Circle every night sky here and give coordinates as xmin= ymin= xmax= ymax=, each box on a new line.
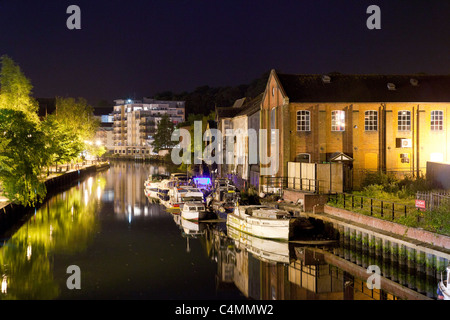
xmin=0 ymin=0 xmax=449 ymax=106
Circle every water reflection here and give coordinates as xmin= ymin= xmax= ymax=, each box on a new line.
xmin=109 ymin=161 xmax=173 ymax=221
xmin=170 ymin=215 xmax=443 ymax=300
xmin=0 ymin=161 xmax=445 ymax=300
xmin=0 ymin=175 xmax=105 ymax=300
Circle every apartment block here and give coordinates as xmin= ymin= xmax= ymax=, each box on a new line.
xmin=112 ymin=98 xmax=185 ymax=157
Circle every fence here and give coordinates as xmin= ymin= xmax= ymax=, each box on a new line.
xmin=416 ymin=191 xmax=450 ymax=211
xmin=328 ymin=193 xmax=420 ymax=222
xmin=260 ymin=176 xmax=321 ymax=195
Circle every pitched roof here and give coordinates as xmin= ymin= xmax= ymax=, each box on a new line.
xmin=231 ymin=97 xmax=246 ymax=108
xmin=215 ymin=106 xmax=244 ymax=119
xmin=275 ymin=72 xmax=450 ymax=103
xmin=236 ymin=93 xmax=263 ymax=116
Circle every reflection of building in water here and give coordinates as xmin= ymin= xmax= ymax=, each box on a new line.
xmin=204 ymin=223 xmax=433 ymax=300
xmin=210 ymin=221 xmax=410 ymax=300
xmin=110 ymin=162 xmax=170 ymax=220
xmin=288 ymin=248 xmax=343 ymax=300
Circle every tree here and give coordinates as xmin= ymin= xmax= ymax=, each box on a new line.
xmin=151 ymin=114 xmax=176 ymax=153
xmin=0 ymin=56 xmax=46 ymax=206
xmin=0 ymin=55 xmax=39 ymax=123
xmin=41 ymin=115 xmax=84 ymax=170
xmin=0 ymin=109 xmax=48 ymax=206
xmin=54 ymin=97 xmax=99 ymax=144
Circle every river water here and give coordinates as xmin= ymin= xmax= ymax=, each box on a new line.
xmin=0 ymin=161 xmax=446 ymax=300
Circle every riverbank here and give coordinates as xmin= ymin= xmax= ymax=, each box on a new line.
xmin=0 ymin=162 xmax=110 ymax=237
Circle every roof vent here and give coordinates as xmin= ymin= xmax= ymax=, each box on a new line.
xmin=410 ymin=78 xmax=419 ymax=86
xmin=322 ymin=75 xmax=331 ymax=83
xmin=387 ymin=83 xmax=396 ymax=91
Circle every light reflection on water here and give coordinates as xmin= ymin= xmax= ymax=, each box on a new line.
xmin=0 ymin=161 xmax=445 ymax=300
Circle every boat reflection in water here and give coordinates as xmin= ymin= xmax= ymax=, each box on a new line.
xmin=171 ymin=217 xmax=444 ymax=300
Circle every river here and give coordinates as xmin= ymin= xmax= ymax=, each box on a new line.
xmin=0 ymin=161 xmax=446 ymax=300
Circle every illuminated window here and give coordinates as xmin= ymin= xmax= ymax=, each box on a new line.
xmin=398 ymin=111 xmax=411 ymax=131
xmin=270 ymin=108 xmax=276 ymax=144
xmin=296 ymin=110 xmax=310 ymax=131
xmin=331 ymin=110 xmax=345 ymax=131
xmin=364 ymin=110 xmax=378 ymax=131
xmin=431 ymin=110 xmax=444 ymax=131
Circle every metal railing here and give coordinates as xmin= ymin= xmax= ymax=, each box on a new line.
xmin=328 ymin=193 xmax=420 ymax=222
xmin=260 ymin=176 xmax=321 ymax=194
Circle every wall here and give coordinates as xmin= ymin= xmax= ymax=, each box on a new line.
xmin=323 ymin=205 xmax=450 ymax=249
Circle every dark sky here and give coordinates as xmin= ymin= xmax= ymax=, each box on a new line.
xmin=0 ymin=0 xmax=449 ymax=106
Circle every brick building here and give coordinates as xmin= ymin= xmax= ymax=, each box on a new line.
xmin=261 ymin=69 xmax=450 ymax=189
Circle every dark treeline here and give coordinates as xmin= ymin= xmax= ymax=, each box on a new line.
xmin=153 ymin=70 xmax=270 ymax=116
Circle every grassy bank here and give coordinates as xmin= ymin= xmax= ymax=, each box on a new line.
xmin=328 ymin=172 xmax=450 ymax=237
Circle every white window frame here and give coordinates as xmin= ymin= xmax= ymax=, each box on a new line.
xmin=431 ymin=110 xmax=444 ymax=131
xmin=296 ymin=110 xmax=311 ymax=132
xmin=398 ymin=110 xmax=411 ymax=131
xmin=364 ymin=110 xmax=378 ymax=131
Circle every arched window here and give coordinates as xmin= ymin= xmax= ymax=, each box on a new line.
xmin=270 ymin=107 xmax=276 ymax=145
xmin=295 ymin=153 xmax=310 ymax=163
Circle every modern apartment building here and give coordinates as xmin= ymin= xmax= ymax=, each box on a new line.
xmin=112 ymin=98 xmax=185 ymax=156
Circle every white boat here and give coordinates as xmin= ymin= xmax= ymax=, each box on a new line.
xmin=144 ymin=174 xmax=169 ymax=199
xmin=227 ymin=205 xmax=297 ymax=241
xmin=157 ymin=179 xmax=175 ymax=207
xmin=170 ymin=186 xmax=204 ymax=211
xmin=181 ymin=202 xmax=207 ymax=221
xmin=438 ymin=266 xmax=450 ymax=300
xmin=145 ymin=182 xmax=160 ymax=199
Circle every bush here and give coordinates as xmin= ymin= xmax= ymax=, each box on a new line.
xmin=240 ymin=187 xmax=260 ymax=205
xmin=361 ymin=171 xmax=399 ymax=193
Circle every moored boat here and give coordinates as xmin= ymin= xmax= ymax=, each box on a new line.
xmin=170 ymin=186 xmax=204 ymax=212
xmin=226 ymin=205 xmax=298 ymax=241
xmin=207 ymin=180 xmax=240 ymax=217
xmin=181 ymin=202 xmax=207 ymax=221
xmin=144 ymin=174 xmax=170 ymax=199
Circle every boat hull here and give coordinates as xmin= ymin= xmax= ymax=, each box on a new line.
xmin=181 ymin=209 xmax=207 ymax=221
xmin=226 ymin=212 xmax=293 ymax=241
xmin=227 ymin=227 xmax=290 ymax=263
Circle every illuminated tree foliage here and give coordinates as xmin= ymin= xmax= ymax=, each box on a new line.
xmin=0 ymin=55 xmax=39 ymax=123
xmin=0 ymin=109 xmax=48 ymax=206
xmin=0 ymin=56 xmax=100 ymax=207
xmin=54 ymin=97 xmax=99 ymax=144
xmin=41 ymin=115 xmax=84 ymax=169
